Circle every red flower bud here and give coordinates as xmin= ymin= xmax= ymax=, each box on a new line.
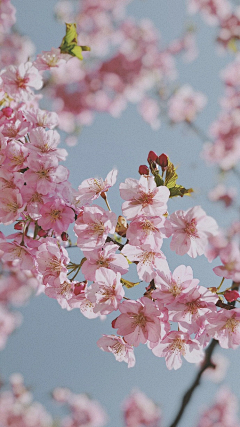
xmin=138 ymin=165 xmax=149 ymax=175
xmin=147 ymin=151 xmax=158 ymax=164
xmin=14 ymin=222 xmax=24 ymax=230
xmin=38 ymin=229 xmax=48 ymax=237
xmin=224 ymin=290 xmax=240 ymax=302
xmin=157 ymin=153 xmax=168 ymax=170
xmin=61 ymin=232 xmax=69 ymax=241
xmin=73 ymin=281 xmax=87 ymax=295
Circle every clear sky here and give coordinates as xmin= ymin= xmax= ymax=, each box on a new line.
xmin=2 ymin=1 xmax=239 ymax=426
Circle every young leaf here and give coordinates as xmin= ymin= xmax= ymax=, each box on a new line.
xmin=60 ymin=23 xmax=90 ymax=60
xmin=153 ymin=171 xmax=164 ymax=187
xmin=169 ymin=185 xmax=194 ymax=198
xmin=120 ymin=278 xmax=141 ymax=289
xmin=164 ymin=160 xmax=178 ymax=189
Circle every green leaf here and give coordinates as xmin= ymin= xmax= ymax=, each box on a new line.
xmin=70 ymin=45 xmax=83 ymax=60
xmin=120 ymin=278 xmax=141 ymax=289
xmin=153 ymin=171 xmax=164 ymax=187
xmin=60 ymin=23 xmax=90 ymax=60
xmin=169 ymin=185 xmax=194 ymax=198
xmin=164 ymin=160 xmax=178 ymax=189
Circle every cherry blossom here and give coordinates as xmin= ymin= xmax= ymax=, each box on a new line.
xmin=87 ymin=268 xmax=124 ymax=315
xmin=74 ymin=205 xmax=117 ymax=251
xmin=76 ymin=169 xmax=118 ymax=206
xmin=167 ymin=205 xmax=218 ymax=258
xmin=112 ymin=297 xmax=163 ymax=347
xmin=152 ymin=265 xmax=199 ymax=304
xmin=207 ymin=308 xmax=240 ymax=349
xmin=119 ymin=175 xmax=169 ymax=220
xmin=38 ymin=198 xmax=75 ymax=234
xmin=97 ymin=335 xmax=136 ymax=367
xmin=152 ymin=331 xmax=204 ymax=370
xmin=81 ymin=242 xmax=129 ymax=281
xmin=121 ymin=243 xmax=169 ymax=282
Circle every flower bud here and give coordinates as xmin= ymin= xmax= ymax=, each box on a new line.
xmin=224 ymin=290 xmax=240 ymax=302
xmin=61 ymin=232 xmax=69 ymax=241
xmin=138 ymin=165 xmax=149 ymax=176
xmin=73 ymin=281 xmax=87 ymax=296
xmin=38 ymin=229 xmax=48 ymax=237
xmin=157 ymin=153 xmax=168 ymax=171
xmin=14 ymin=222 xmax=24 ymax=230
xmin=147 ymin=150 xmax=158 ymax=164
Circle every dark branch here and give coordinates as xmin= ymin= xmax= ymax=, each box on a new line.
xmin=169 ymin=339 xmax=218 ymax=427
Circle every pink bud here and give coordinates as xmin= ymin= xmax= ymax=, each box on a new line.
xmin=61 ymin=232 xmax=69 ymax=241
xmin=38 ymin=229 xmax=48 ymax=237
xmin=157 ymin=153 xmax=168 ymax=170
xmin=147 ymin=151 xmax=158 ymax=164
xmin=2 ymin=107 xmax=13 ymax=118
xmin=73 ymin=281 xmax=87 ymax=296
xmin=224 ymin=290 xmax=240 ymax=302
xmin=14 ymin=222 xmax=24 ymax=230
xmin=138 ymin=165 xmax=149 ymax=175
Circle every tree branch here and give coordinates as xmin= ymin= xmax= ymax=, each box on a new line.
xmin=168 ymin=339 xmax=218 ymax=427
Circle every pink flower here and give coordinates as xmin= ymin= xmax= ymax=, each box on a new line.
xmin=121 ymin=243 xmax=169 ymax=282
xmin=122 ymin=389 xmax=161 ymax=427
xmin=213 ymin=242 xmax=240 ymax=281
xmin=38 ymin=198 xmax=75 ymax=234
xmin=168 ymin=85 xmax=207 ymax=123
xmin=23 ymin=108 xmax=59 ymax=129
xmin=4 ymin=139 xmax=29 ymax=171
xmin=167 ymin=205 xmax=218 ymax=258
xmin=87 ymin=268 xmax=124 ymax=314
xmin=0 ymin=241 xmax=34 ymax=270
xmin=36 ymin=238 xmax=69 ymax=286
xmin=196 ymin=387 xmax=239 ymax=427
xmin=112 ymin=297 xmax=162 ymax=347
xmin=0 ymin=188 xmax=25 ymax=224
xmin=119 ymin=176 xmax=169 ymax=220
xmin=81 ymin=243 xmax=129 ymax=281
xmin=208 ymin=184 xmax=236 ymax=208
xmin=152 ymin=331 xmax=204 ymax=370
xmin=1 ymin=62 xmax=43 ymax=96
xmin=34 ymin=48 xmax=71 ymax=71
xmin=97 ymin=335 xmax=135 ymax=367
xmin=24 ymin=157 xmax=69 ymax=195
xmin=126 ymin=215 xmax=167 ymax=249
xmin=0 ymin=0 xmax=16 ymax=33
xmin=76 ymin=169 xmax=117 ymax=206
xmin=28 ymin=128 xmax=67 ymax=161
xmin=153 ymin=265 xmax=199 ymax=304
xmin=74 ymin=205 xmax=117 ymax=251
xmin=207 ymin=309 xmax=240 ymax=349
xmin=168 ymin=286 xmax=218 ymax=325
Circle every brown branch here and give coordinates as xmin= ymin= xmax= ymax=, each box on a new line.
xmin=169 ymin=339 xmax=218 ymax=427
